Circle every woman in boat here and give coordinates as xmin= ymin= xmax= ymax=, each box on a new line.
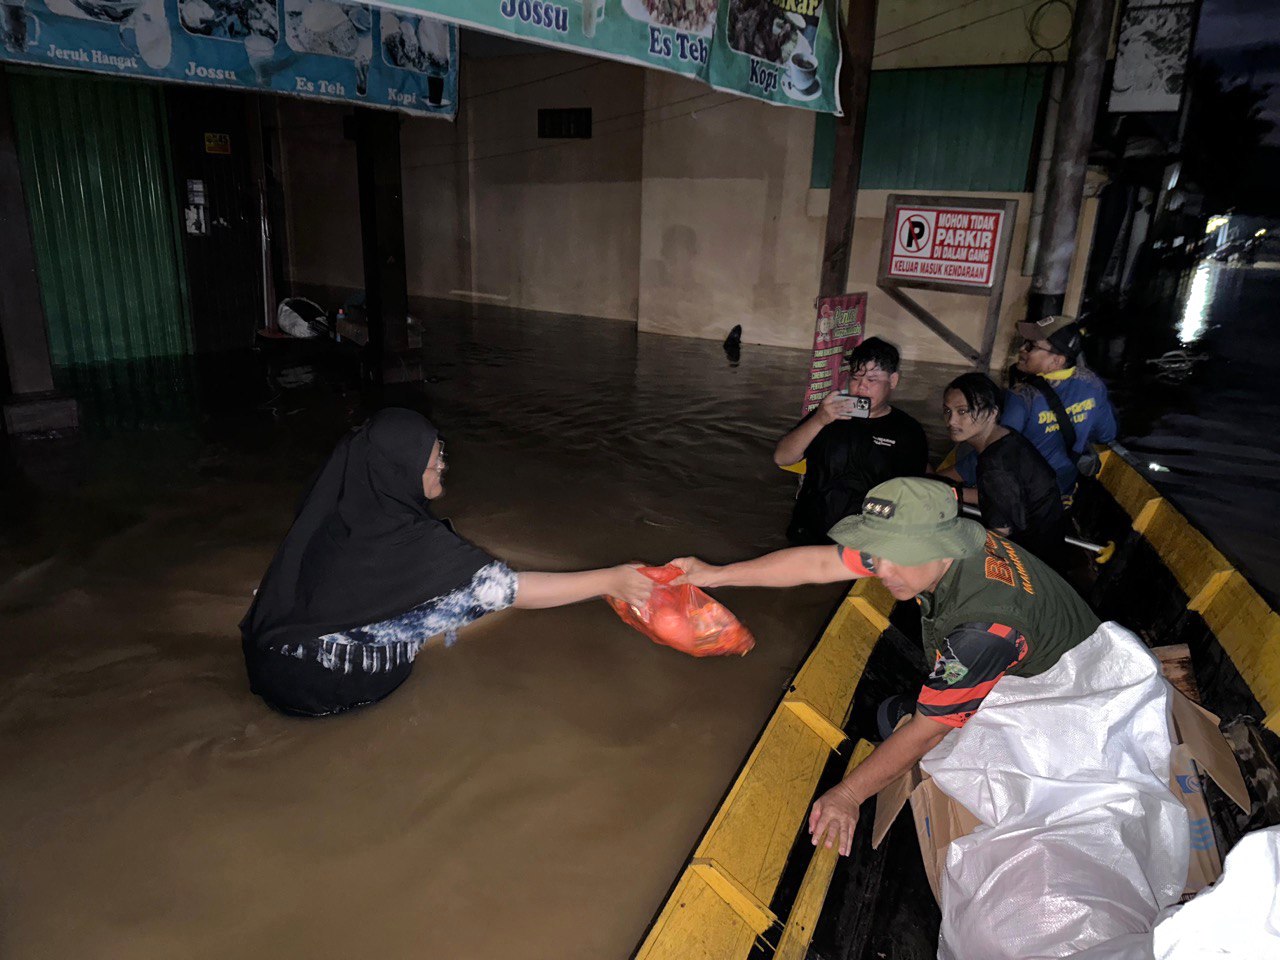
xmin=240 ymin=408 xmax=653 ymax=717
xmin=937 ymin=372 xmax=1069 ymax=572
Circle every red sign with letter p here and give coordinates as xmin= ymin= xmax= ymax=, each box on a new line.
xmin=887 ymin=205 xmax=1004 ymax=288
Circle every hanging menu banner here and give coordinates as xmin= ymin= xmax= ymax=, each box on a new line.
xmin=387 ymin=0 xmax=843 ymax=114
xmin=0 ymin=0 xmax=458 ymax=118
xmin=802 ymin=292 xmax=865 ymax=414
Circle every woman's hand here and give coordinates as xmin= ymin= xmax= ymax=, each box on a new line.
xmin=808 ymin=780 xmax=862 ymax=857
xmin=669 ymin=557 xmax=720 ymax=588
xmin=609 ymin=564 xmax=655 ymax=608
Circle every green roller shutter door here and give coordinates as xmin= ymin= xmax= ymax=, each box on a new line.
xmin=812 ymin=64 xmax=1048 ymax=192
xmin=7 ymin=69 xmax=191 ymax=365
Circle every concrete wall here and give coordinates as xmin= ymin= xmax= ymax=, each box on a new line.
xmin=400 ymin=91 xmax=470 ymax=303
xmin=638 ymin=178 xmax=1095 ymax=368
xmin=638 ymin=72 xmax=825 ymax=347
xmin=453 ymin=53 xmax=643 ymax=321
xmin=276 ymin=98 xmax=361 ymax=292
xmin=279 ymin=51 xmax=644 ymax=322
xmin=873 ymin=0 xmax=1075 ymax=70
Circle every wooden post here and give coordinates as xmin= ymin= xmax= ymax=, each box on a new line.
xmin=354 ymin=107 xmax=409 ymax=389
xmin=818 ymin=0 xmax=878 ymax=299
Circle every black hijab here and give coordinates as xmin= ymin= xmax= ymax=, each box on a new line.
xmin=241 ymin=409 xmax=495 ymax=649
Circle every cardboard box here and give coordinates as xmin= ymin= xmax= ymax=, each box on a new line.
xmin=1167 ymin=689 xmax=1252 ymax=893
xmin=871 ymin=687 xmax=1252 ymax=903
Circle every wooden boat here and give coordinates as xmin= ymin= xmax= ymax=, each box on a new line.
xmin=631 ymin=446 xmax=1280 ymax=960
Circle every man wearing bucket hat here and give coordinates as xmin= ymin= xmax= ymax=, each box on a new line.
xmin=947 ymin=316 xmax=1117 ymax=503
xmin=671 ymin=476 xmax=1099 ymax=857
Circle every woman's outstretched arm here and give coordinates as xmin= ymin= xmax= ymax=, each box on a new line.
xmin=513 ymin=565 xmax=653 ymax=610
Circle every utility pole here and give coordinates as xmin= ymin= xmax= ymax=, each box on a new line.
xmin=1029 ymin=0 xmax=1116 ymax=320
xmin=818 ymin=0 xmax=878 ymax=298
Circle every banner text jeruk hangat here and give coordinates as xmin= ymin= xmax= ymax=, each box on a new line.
xmin=1 ymin=0 xmax=458 ymax=118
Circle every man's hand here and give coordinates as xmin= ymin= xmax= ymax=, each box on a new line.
xmin=805 ymin=714 xmax=951 ymax=857
xmin=608 ymin=565 xmax=655 ymax=608
xmin=808 ymin=780 xmax=862 ymax=856
xmin=816 ymin=390 xmax=856 ymax=426
xmin=668 ymin=557 xmax=719 ymax=588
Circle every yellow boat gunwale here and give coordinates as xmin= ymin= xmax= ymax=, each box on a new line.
xmin=631 ymin=445 xmax=1280 ymax=960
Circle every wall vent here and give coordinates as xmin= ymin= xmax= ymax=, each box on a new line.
xmin=538 ymin=108 xmax=592 ymax=139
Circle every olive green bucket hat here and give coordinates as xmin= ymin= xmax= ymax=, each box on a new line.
xmin=828 ymin=477 xmax=986 ymax=566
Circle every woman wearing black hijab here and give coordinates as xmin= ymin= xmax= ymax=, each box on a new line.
xmin=241 ymin=408 xmax=653 ymax=716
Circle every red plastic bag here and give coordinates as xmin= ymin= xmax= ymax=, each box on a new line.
xmin=606 ymin=565 xmax=756 ymax=658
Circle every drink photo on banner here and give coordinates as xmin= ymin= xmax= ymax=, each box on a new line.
xmin=412 ymin=0 xmax=844 ymax=114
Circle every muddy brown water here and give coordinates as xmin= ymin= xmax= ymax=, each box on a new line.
xmin=0 ymin=317 xmax=956 ymax=959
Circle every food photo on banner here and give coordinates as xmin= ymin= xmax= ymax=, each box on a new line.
xmin=391 ymin=0 xmax=843 ymax=113
xmin=0 ymin=0 xmax=458 ymax=117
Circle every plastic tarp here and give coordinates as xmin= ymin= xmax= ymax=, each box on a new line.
xmin=1154 ymin=825 xmax=1280 ymax=959
xmin=1071 ymin=825 xmax=1280 ymax=960
xmin=922 ymin=621 xmax=1190 ymax=960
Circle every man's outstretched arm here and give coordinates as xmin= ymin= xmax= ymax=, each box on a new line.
xmin=671 ymin=546 xmax=864 ymax=589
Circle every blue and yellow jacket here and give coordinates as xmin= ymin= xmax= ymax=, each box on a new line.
xmin=958 ymin=366 xmax=1117 ymax=494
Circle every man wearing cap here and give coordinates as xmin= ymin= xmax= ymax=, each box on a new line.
xmin=671 ymin=476 xmax=1099 ymax=857
xmin=948 ymin=316 xmax=1117 ymax=501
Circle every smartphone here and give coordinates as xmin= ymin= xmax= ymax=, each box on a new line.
xmin=840 ymin=394 xmax=871 ymax=418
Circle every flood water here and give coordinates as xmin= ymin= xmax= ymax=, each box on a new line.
xmin=1101 ymin=260 xmax=1280 ymax=607
xmin=0 ymin=317 xmax=956 ymax=960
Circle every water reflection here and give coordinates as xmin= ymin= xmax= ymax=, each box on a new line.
xmin=1177 ymin=260 xmax=1215 ymax=345
xmin=1118 ymin=259 xmax=1280 ymax=607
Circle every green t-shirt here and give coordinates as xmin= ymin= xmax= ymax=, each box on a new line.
xmin=919 ymin=532 xmax=1100 ymax=678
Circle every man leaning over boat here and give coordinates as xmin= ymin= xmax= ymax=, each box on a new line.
xmin=670 ymin=476 xmax=1100 ymax=856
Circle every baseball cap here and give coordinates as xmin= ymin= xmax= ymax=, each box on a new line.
xmin=827 ymin=477 xmax=986 ymax=567
xmin=1017 ymin=314 xmax=1082 ymax=359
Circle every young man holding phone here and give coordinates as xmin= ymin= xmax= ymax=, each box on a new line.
xmin=776 ymin=337 xmax=929 ymax=545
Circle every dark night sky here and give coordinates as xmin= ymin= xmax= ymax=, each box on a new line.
xmin=1194 ymin=0 xmax=1280 ymax=142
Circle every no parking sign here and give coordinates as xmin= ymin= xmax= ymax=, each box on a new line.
xmin=875 ymin=194 xmax=1019 ymax=365
xmin=886 ymin=204 xmax=1005 ymax=288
